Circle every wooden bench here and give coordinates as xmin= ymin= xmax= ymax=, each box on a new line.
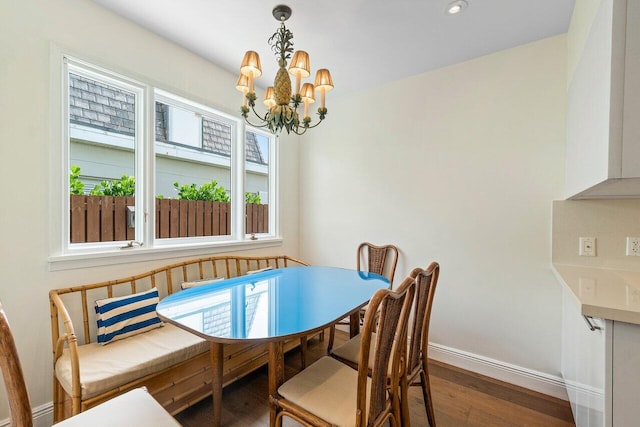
xmin=49 ymin=255 xmax=308 ymax=422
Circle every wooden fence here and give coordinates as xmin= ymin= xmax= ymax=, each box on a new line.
xmin=70 ymin=195 xmax=268 ymax=243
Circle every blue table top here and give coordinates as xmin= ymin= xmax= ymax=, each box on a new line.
xmin=156 ymin=266 xmax=389 ymax=343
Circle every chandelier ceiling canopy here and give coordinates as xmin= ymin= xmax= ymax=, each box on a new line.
xmin=237 ymin=5 xmax=333 ymax=136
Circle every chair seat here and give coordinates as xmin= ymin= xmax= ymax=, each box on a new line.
xmin=55 ymin=324 xmax=208 ymax=399
xmin=52 ymin=388 xmax=181 ymax=426
xmin=331 ymin=333 xmax=375 ymax=370
xmin=332 ymin=332 xmax=405 ymax=377
xmin=278 ymin=356 xmax=371 ymax=427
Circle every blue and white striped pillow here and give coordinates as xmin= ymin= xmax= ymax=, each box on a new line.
xmin=95 ymin=288 xmax=163 ymax=344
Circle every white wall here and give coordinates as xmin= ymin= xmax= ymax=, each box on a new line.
xmin=300 ymin=36 xmax=567 ymax=380
xmin=0 ymin=0 xmax=299 ymax=420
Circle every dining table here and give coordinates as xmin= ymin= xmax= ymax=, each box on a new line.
xmin=156 ymin=265 xmax=390 ymax=426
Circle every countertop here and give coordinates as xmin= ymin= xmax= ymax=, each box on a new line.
xmin=553 ymin=264 xmax=640 ymax=324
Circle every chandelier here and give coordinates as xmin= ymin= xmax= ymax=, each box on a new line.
xmin=236 ymin=5 xmax=334 ymax=135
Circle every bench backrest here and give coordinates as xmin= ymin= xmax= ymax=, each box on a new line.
xmin=49 ymin=255 xmax=308 ymax=348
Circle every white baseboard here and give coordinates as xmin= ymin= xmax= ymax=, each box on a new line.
xmin=564 ymin=379 xmax=604 ymax=411
xmin=0 ymin=401 xmax=53 ymax=427
xmin=428 ymin=342 xmax=569 ymax=401
xmin=33 ymin=402 xmax=53 ymax=427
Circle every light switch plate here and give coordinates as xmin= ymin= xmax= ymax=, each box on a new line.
xmin=579 ymin=237 xmax=596 ymax=257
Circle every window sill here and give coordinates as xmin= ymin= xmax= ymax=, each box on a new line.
xmin=48 ymin=237 xmax=283 ymax=271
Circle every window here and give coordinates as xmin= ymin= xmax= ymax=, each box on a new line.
xmin=245 ymin=130 xmax=271 ymax=237
xmin=56 ymin=56 xmax=278 ymax=263
xmin=154 ymin=92 xmax=234 ymax=240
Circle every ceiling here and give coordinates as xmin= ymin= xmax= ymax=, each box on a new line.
xmin=91 ymin=0 xmax=576 ymax=97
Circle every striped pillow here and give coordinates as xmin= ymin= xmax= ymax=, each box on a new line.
xmin=95 ymin=288 xmax=163 ymax=345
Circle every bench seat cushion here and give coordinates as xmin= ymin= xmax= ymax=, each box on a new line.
xmin=55 ymin=324 xmax=208 ymax=400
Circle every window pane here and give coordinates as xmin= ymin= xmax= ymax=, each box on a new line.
xmin=245 ymin=130 xmax=270 ymax=236
xmin=155 ymin=100 xmax=232 ymax=239
xmin=68 ymin=72 xmax=137 ymax=244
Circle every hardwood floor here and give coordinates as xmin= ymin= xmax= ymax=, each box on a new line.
xmin=175 ymin=331 xmax=575 ymax=426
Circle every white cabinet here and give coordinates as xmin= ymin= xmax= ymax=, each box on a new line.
xmin=565 ymin=0 xmax=640 ymax=199
xmin=562 ymin=285 xmax=640 ymax=426
xmin=561 ymin=285 xmax=610 ymax=427
xmin=611 ymin=321 xmax=640 ymax=426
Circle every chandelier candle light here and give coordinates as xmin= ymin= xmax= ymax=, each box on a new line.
xmin=237 ymin=5 xmax=334 ymax=135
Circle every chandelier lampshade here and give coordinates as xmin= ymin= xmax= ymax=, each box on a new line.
xmin=263 ymin=86 xmax=276 ymax=108
xmin=240 ymin=51 xmax=262 ymax=78
xmin=240 ymin=51 xmax=262 ymax=94
xmin=300 ymin=82 xmax=315 ymax=119
xmin=238 ymin=5 xmax=333 ymax=135
xmin=236 ymin=74 xmax=250 ymax=107
xmin=314 ymin=68 xmax=333 ymax=110
xmin=288 ymin=50 xmax=310 ymax=94
xmin=300 ymin=83 xmax=315 ymax=103
xmin=236 ymin=74 xmax=249 ymax=92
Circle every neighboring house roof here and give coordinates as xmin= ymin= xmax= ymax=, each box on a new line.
xmin=69 ymin=73 xmax=266 ymax=165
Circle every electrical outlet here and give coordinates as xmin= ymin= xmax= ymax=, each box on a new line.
xmin=579 ymin=237 xmax=596 ymax=257
xmin=626 ymin=237 xmax=640 ymax=256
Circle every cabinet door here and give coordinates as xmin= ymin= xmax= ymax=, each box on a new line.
xmin=621 ymin=0 xmax=640 ymax=176
xmin=565 ymin=0 xmax=640 ymax=198
xmin=611 ymin=321 xmax=640 ymax=426
xmin=562 ymin=285 xmax=609 ymax=427
xmin=565 ymin=0 xmax=614 ymax=198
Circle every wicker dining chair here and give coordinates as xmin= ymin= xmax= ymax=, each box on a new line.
xmin=327 ymin=242 xmax=400 ymax=353
xmin=357 ymin=242 xmax=400 ymax=284
xmin=330 ymin=262 xmax=440 ymax=427
xmin=270 ymin=277 xmax=416 ymax=427
xmin=0 ymin=301 xmax=181 ymax=427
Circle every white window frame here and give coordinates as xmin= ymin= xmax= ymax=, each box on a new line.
xmin=49 ymin=54 xmax=281 ymax=271
xmin=153 ymin=89 xmax=242 ymax=245
xmin=244 ymin=127 xmax=278 ymax=239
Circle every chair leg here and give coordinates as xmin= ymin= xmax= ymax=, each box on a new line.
xmin=400 ymin=372 xmax=411 ymax=427
xmin=274 ymin=410 xmax=284 ymax=427
xmin=53 ymin=378 xmax=61 ymax=422
xmin=420 ymin=359 xmax=436 ymax=427
xmin=327 ymin=325 xmax=336 ymax=353
xmin=72 ymin=396 xmax=81 ymax=417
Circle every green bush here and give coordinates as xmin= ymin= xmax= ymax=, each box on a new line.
xmin=173 ymin=180 xmax=230 ymax=202
xmin=69 ymin=165 xmax=85 ymax=195
xmin=245 ymin=192 xmax=261 ymax=205
xmin=71 ymin=166 xmax=261 ymax=204
xmin=91 ymin=174 xmax=135 ymax=197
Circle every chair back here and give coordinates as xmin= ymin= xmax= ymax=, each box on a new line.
xmin=407 ymin=262 xmax=440 ymax=379
xmin=0 ymin=302 xmax=33 ymax=427
xmin=358 ymin=277 xmax=415 ymax=426
xmin=357 ymin=242 xmax=399 ymax=284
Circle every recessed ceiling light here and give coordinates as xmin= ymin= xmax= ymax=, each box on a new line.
xmin=446 ymin=0 xmax=468 ymax=15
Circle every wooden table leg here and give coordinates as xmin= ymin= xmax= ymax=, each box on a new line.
xmin=269 ymin=341 xmax=284 ymax=427
xmin=299 ymin=335 xmax=307 ymax=369
xmin=210 ymin=342 xmax=223 ymax=427
xmin=349 ymin=312 xmax=360 ymax=338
